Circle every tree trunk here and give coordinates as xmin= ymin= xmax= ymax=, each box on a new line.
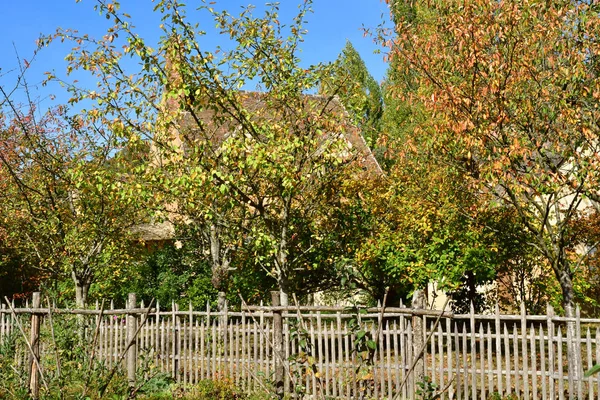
xmin=557 ymin=267 xmax=575 ymax=314
xmin=554 ymin=260 xmax=581 ymax=386
xmin=72 ymin=271 xmax=90 ymax=308
xmin=277 ymin=273 xmax=290 ymax=306
xmin=209 ymin=224 xmax=230 ymax=291
xmin=72 ymin=271 xmax=91 ymax=339
xmin=276 ymin=209 xmax=290 ymax=306
xmin=465 ymin=270 xmax=477 ymax=311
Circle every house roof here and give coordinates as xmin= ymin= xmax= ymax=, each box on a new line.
xmin=131 ymin=220 xmax=175 ymax=242
xmin=170 ymin=91 xmax=382 ymax=175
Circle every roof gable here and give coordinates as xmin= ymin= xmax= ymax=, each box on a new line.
xmin=162 ymin=91 xmax=382 ymax=175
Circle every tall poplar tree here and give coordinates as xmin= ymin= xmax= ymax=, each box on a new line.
xmin=322 ymin=41 xmax=383 ymax=151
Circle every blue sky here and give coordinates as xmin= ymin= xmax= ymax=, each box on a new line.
xmin=1 ymin=0 xmax=391 ymax=108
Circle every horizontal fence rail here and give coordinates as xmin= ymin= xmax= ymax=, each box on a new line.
xmin=2 ymin=292 xmax=600 ymax=399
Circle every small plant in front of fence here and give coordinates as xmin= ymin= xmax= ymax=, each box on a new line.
xmin=0 ymin=304 xmax=135 ymax=399
xmin=346 ymin=306 xmax=377 ymax=375
xmin=287 ymin=318 xmax=318 ymax=398
xmin=133 ymin=348 xmax=174 ymax=398
xmin=160 ymin=377 xmax=276 ymax=400
xmin=345 ymin=305 xmax=379 ymax=397
xmin=415 ymin=376 xmax=440 ymax=400
xmin=188 ymin=377 xmax=246 ymax=399
xmin=0 ymin=332 xmax=29 ymax=399
xmin=486 ymin=393 xmax=519 ymax=400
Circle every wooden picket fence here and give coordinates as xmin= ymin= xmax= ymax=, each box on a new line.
xmin=2 ymin=291 xmax=600 ymax=399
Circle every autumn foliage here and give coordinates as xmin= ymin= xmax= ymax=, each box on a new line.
xmin=387 ymin=0 xmax=600 ymax=313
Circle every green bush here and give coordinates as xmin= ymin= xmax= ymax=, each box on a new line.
xmin=0 ymin=333 xmax=29 ymax=399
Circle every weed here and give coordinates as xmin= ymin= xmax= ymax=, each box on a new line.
xmin=416 ymin=376 xmax=440 ymax=400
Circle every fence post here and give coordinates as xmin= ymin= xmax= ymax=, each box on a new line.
xmin=127 ymin=293 xmax=137 ymax=395
xmin=271 ymin=291 xmax=284 ymax=398
xmin=411 ymin=289 xmax=426 ymax=392
xmin=29 ymin=291 xmax=41 ymax=399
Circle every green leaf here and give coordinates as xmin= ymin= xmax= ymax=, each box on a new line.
xmin=585 ymin=364 xmax=600 ymax=378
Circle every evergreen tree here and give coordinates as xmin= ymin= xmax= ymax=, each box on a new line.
xmin=322 ymin=41 xmax=383 ymax=152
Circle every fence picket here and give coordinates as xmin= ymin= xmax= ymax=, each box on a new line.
xmin=462 ymin=321 xmax=469 ymax=400
xmin=453 ymin=321 xmax=461 ymax=400
xmin=576 ymin=306 xmax=583 ymax=400
xmin=259 ymin=305 xmax=265 ymax=383
xmin=378 ymin=317 xmax=385 ymax=398
xmin=494 ymin=304 xmax=503 ymax=396
xmin=503 ymin=323 xmax=511 ymax=396
xmin=431 ymin=319 xmax=437 ymax=391
xmin=234 ymin=320 xmax=239 ymax=386
xmin=586 ymin=327 xmax=593 ymax=400
xmin=438 ymin=322 xmax=444 ymax=393
xmin=211 ymin=314 xmax=217 ymax=379
xmin=337 ymin=312 xmax=344 ymax=398
xmin=513 ymin=320 xmax=520 ymax=398
xmin=470 ymin=303 xmax=477 ymax=400
xmin=446 ymin=317 xmax=453 ymax=400
xmin=112 ymin=301 xmax=118 ymax=366
xmin=310 ymin=319 xmax=318 ymax=398
xmin=170 ymin=302 xmax=175 ymax=380
xmin=182 ymin=310 xmax=188 ymax=385
xmin=400 ymin=311 xmax=407 ymax=399
xmin=386 ymin=321 xmax=392 ymax=400
xmin=540 ymin=324 xmax=547 ymax=400
xmin=102 ymin=308 xmax=108 ymax=365
xmin=596 ymin=327 xmax=600 ymax=397
xmin=521 ymin=303 xmax=529 ymax=400
xmin=558 ymin=326 xmax=565 ymax=400
xmin=228 ymin=319 xmax=234 ymax=380
xmin=188 ymin=302 xmax=193 ymax=385
xmin=548 ymin=305 xmax=556 ymax=400
xmin=264 ymin=317 xmax=270 ymax=380
xmin=1 ymin=304 xmax=5 ymax=341
xmin=194 ymin=316 xmax=199 ymax=385
xmin=344 ymin=320 xmax=351 ymax=398
xmin=330 ymin=320 xmax=338 ymax=398
xmin=140 ymin=300 xmax=146 ymax=357
xmin=324 ymin=319 xmax=330 ymax=397
xmin=479 ymin=323 xmax=485 ymax=400
xmin=316 ymin=310 xmax=324 ymax=397
xmin=245 ymin=312 xmax=251 ymax=391
xmin=407 ymin=320 xmax=414 ymax=400
xmin=486 ymin=323 xmax=493 ymax=396
xmin=530 ymin=326 xmax=537 ymax=400
xmin=240 ymin=312 xmax=246 ymax=389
